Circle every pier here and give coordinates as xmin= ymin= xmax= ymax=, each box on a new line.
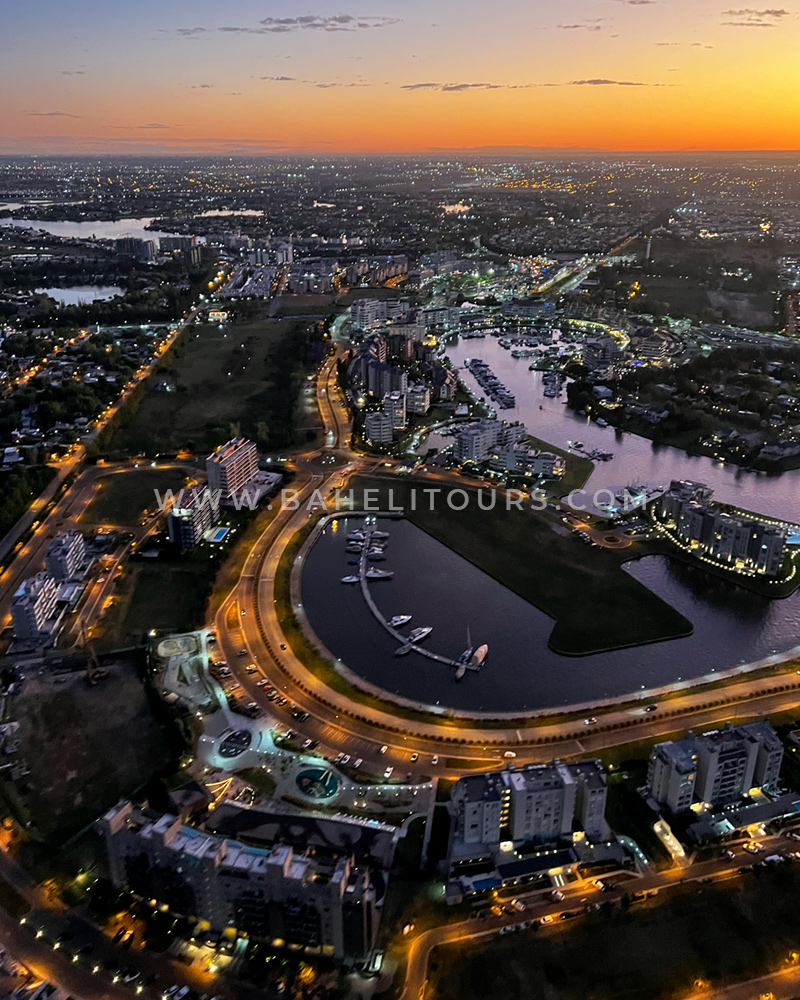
xmin=355 ymin=521 xmax=481 ymax=674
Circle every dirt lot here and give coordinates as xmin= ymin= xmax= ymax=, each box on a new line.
xmin=1 ymin=658 xmax=171 ymax=841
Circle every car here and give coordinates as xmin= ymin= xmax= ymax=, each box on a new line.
xmin=380 ymin=744 xmax=388 ymax=754
xmin=410 ymin=753 xmax=419 ymax=762
xmin=353 ymin=758 xmax=362 ymax=768
xmin=257 ymin=679 xmax=269 ymax=687
xmin=490 ymin=905 xmax=504 ymax=917
xmin=583 ymin=717 xmax=598 ymax=726
xmin=341 ymin=754 xmax=351 ymax=765
xmin=550 ymin=889 xmax=565 ymax=902
xmin=302 ymin=738 xmax=314 ymax=750
xmin=384 ymin=766 xmax=394 ymax=779
xmin=279 ymin=643 xmax=287 ymax=650
xmin=510 ymin=899 xmax=526 ymax=912
xmin=237 ymin=650 xmax=248 ymax=657
xmin=559 ymin=911 xmax=577 ymax=921
xmin=431 ymin=754 xmax=439 ymax=765
xmin=246 ymin=665 xmax=257 ymax=674
xmin=539 ymin=915 xmax=554 ymax=925
xmin=738 ymin=865 xmax=753 ymax=874
xmin=503 ymin=751 xmax=517 ymax=758
xmin=743 ymin=841 xmax=763 ymax=854
xmin=499 ymin=925 xmax=514 ymax=935
xmin=335 ymin=753 xmax=344 ymax=764
xmin=241 ymin=610 xmax=246 ymax=616
xmin=644 ymin=704 xmax=657 ymax=712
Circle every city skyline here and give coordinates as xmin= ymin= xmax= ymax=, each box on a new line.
xmin=2 ymin=0 xmax=799 ymax=154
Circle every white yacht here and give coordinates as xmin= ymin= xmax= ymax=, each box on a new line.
xmin=408 ymin=626 xmax=432 ymax=642
xmin=366 ymin=568 xmax=394 ymax=580
xmin=340 ymin=575 xmax=359 ymax=584
xmin=389 ymin=615 xmax=412 ymax=627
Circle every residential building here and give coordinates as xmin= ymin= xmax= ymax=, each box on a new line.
xmin=45 ymin=530 xmax=86 ymax=581
xmin=454 ymin=419 xmax=526 ymax=464
xmin=450 ymin=759 xmax=609 ymax=850
xmin=657 ymin=480 xmax=788 ymax=577
xmin=364 ymin=412 xmax=393 ymax=445
xmin=167 ymin=487 xmax=220 ymax=550
xmin=11 ymin=572 xmax=59 ymax=641
xmin=206 ymin=437 xmax=259 ymax=500
xmin=382 ymin=391 xmax=406 ymax=430
xmin=406 ymin=384 xmax=431 ymax=416
xmin=98 ymin=801 xmax=391 ymax=962
xmin=646 ymin=721 xmax=783 ymax=813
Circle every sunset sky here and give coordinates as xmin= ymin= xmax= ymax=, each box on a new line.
xmin=2 ymin=0 xmax=798 ymax=154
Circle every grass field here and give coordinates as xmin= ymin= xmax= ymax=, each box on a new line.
xmin=80 ymin=467 xmax=193 ymax=527
xmin=426 ymin=867 xmax=800 ymax=1000
xmin=6 ymin=660 xmax=170 ymax=841
xmin=109 ymin=314 xmax=292 ymax=457
xmin=96 ymin=548 xmax=216 ymax=649
xmin=347 ymin=476 xmax=691 ymax=656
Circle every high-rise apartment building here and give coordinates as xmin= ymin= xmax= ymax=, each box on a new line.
xmin=206 ymin=438 xmax=259 ymax=500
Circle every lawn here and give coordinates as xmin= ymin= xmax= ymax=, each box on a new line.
xmin=5 ymin=659 xmax=170 ymax=842
xmin=426 ymin=867 xmax=800 ymax=1000
xmin=346 ymin=476 xmax=691 ymax=656
xmin=80 ymin=466 xmax=194 ymax=527
xmin=109 ymin=313 xmax=294 ymax=457
xmin=96 ymin=548 xmax=217 ymax=649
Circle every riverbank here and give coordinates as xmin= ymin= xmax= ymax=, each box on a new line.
xmin=345 ymin=474 xmax=692 ymax=656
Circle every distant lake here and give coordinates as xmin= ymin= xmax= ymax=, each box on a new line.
xmin=199 ymin=209 xmax=263 ymax=217
xmin=36 ymin=285 xmax=124 ymax=306
xmin=0 ymin=216 xmax=182 ymax=242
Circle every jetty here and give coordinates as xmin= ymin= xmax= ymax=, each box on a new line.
xmin=355 ymin=521 xmax=482 ymax=674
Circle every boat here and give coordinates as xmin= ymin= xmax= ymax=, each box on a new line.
xmin=458 ymin=647 xmax=473 ymax=663
xmin=366 ymin=568 xmax=394 ymax=580
xmin=469 ymin=644 xmax=489 ymax=667
xmin=347 ymin=559 xmax=359 ymax=565
xmin=596 ymin=418 xmax=608 ymax=427
xmin=395 ymin=644 xmax=412 ymax=656
xmin=408 ymin=626 xmax=432 ymax=642
xmin=367 ymin=550 xmax=386 ymax=561
xmin=340 ymin=575 xmax=359 ymax=584
xmin=372 ymin=530 xmax=390 ymax=539
xmin=347 ymin=532 xmax=365 ymax=541
xmin=455 ymin=664 xmax=467 ymax=681
xmin=389 ymin=614 xmax=412 ymax=627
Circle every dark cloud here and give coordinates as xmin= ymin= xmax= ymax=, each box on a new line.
xmin=721 ymin=7 xmax=790 ymax=24
xmin=402 ymin=79 xmax=659 ymax=91
xmin=28 ymin=110 xmax=82 ymax=118
xmin=570 ymin=78 xmax=648 ymax=85
xmin=558 ymin=22 xmax=604 ymax=29
xmin=260 ymin=75 xmax=296 ymax=81
xmin=175 ymin=27 xmax=207 ymax=36
xmin=208 ymin=15 xmax=399 ymax=35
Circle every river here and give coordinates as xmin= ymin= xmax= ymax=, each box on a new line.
xmin=445 ymin=336 xmax=800 ymax=523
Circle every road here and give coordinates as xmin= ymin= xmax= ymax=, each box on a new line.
xmin=397 ymin=833 xmax=800 ymax=1000
xmin=205 ymin=345 xmax=800 ymax=786
xmin=0 ymin=460 xmax=196 ymax=640
xmin=0 ymin=303 xmax=204 ymax=574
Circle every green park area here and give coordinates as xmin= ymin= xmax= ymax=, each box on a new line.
xmin=1 ymin=660 xmax=170 ymax=842
xmin=108 ymin=306 xmax=319 ymax=457
xmin=79 ymin=466 xmax=194 ymax=527
xmin=426 ymin=867 xmax=800 ymax=1000
xmin=346 ymin=476 xmax=691 ymax=655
